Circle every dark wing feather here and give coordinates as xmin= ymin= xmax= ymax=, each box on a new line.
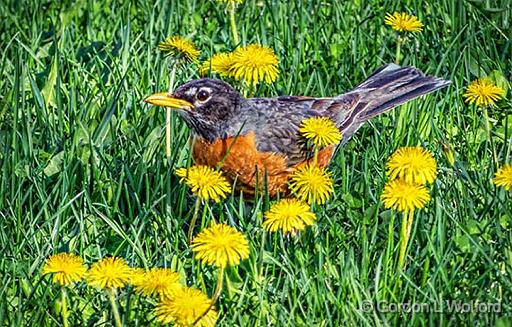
xmin=230 ymin=96 xmax=353 ymax=166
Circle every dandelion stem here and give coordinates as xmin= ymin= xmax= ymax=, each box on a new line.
xmin=193 ymin=267 xmax=225 ymax=326
xmin=313 ymin=146 xmax=319 ymax=166
xmin=483 ymin=107 xmax=498 ymax=169
xmin=107 ymin=288 xmax=123 ymax=327
xmin=385 ymin=212 xmax=396 ymax=271
xmin=188 ymin=196 xmax=202 ymax=243
xmin=306 ymin=147 xmax=320 ymax=205
xmin=61 ymin=287 xmax=69 ymax=327
xmin=248 ymin=83 xmax=257 ymax=98
xmin=165 ymin=64 xmax=177 ymax=161
xmin=395 ymin=35 xmax=402 ymax=65
xmin=229 ymin=2 xmax=240 ymax=46
xmin=398 ymin=210 xmax=414 ymax=269
xmin=212 ymin=267 xmax=225 ymax=304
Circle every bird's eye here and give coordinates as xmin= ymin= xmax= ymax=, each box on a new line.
xmin=196 ymin=89 xmax=210 ymax=102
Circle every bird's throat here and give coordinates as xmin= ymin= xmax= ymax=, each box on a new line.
xmin=183 ymin=112 xmax=225 ymax=143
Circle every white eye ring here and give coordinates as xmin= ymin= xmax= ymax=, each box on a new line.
xmin=196 ymin=88 xmax=211 ymax=102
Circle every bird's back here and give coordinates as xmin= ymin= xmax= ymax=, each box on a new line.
xmin=194 ymin=64 xmax=450 ymax=196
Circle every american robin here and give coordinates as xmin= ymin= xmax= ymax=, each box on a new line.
xmin=145 ymin=64 xmax=449 ymax=196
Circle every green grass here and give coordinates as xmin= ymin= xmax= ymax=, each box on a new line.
xmin=1 ymin=0 xmax=511 ymax=326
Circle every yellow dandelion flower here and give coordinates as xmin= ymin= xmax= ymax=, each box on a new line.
xmin=263 ymin=199 xmax=316 ymax=233
xmin=299 ymin=117 xmax=342 ymax=148
xmin=192 ymin=223 xmax=250 ymax=268
xmin=493 ymin=164 xmax=512 ymax=190
xmin=386 ymin=147 xmax=437 ymax=185
xmin=463 ymin=78 xmax=505 ymax=107
xmin=41 ymin=253 xmax=87 ymax=286
xmin=176 ymin=166 xmax=231 ymax=203
xmin=381 ymin=179 xmax=430 ymax=212
xmin=229 ymin=44 xmax=279 ymax=86
xmin=289 ymin=164 xmax=334 ymax=204
xmin=129 ymin=267 xmax=146 ymax=286
xmin=158 ymin=36 xmax=200 ymax=63
xmin=385 ymin=12 xmax=423 ymax=32
xmin=131 ymin=268 xmax=182 ymax=300
xmin=86 ymin=257 xmax=132 ymax=289
xmin=155 ymin=287 xmax=217 ymax=327
xmin=199 ymin=52 xmax=235 ymax=76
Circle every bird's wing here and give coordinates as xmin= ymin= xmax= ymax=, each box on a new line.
xmin=275 ymin=94 xmax=366 ymax=143
xmin=236 ymin=96 xmax=356 ymax=166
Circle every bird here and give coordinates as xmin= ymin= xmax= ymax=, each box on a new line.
xmin=145 ymin=64 xmax=450 ymax=196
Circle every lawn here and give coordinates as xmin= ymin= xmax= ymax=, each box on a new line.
xmin=1 ymin=0 xmax=511 ymax=326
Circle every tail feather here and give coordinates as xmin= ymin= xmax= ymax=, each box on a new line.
xmin=357 ymin=64 xmax=419 ymax=89
xmin=352 ymin=64 xmax=450 ymax=120
xmin=336 ymin=64 xmax=450 ymax=142
xmin=362 ymin=81 xmax=445 ymax=120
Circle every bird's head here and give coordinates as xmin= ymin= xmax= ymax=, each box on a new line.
xmin=145 ymin=79 xmax=243 ymax=141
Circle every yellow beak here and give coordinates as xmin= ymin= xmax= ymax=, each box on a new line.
xmin=144 ymin=92 xmax=194 ymax=109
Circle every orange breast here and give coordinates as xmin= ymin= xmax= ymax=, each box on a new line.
xmin=192 ymin=132 xmax=334 ymax=196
